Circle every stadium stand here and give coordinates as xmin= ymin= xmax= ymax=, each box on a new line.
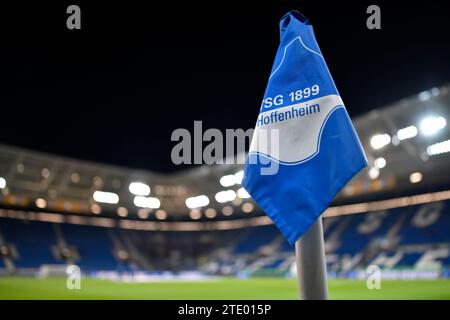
xmin=1 ymin=199 xmax=449 ymax=278
xmin=59 ymin=224 xmax=120 ymax=271
xmin=0 ymin=219 xmax=59 ymax=268
xmin=233 ymin=225 xmax=279 ymax=254
xmin=0 ymin=84 xmax=449 ymax=282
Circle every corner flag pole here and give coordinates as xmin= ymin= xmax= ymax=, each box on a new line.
xmin=242 ymin=10 xmax=366 ymax=299
xmin=295 ymin=217 xmax=328 ymax=300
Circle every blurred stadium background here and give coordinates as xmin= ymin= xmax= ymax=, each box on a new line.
xmin=1 ymin=84 xmax=450 ymax=299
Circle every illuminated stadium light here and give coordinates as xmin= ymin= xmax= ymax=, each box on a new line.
xmin=185 ymin=195 xmax=209 ymax=209
xmin=93 ymin=176 xmax=103 ymax=187
xmin=426 ymin=139 xmax=450 ymax=156
xmin=41 ymin=168 xmax=50 ymax=179
xmin=155 ymin=209 xmax=167 ymax=220
xmin=409 ymin=172 xmax=423 ymax=184
xmin=16 ymin=163 xmax=24 ymax=173
xmin=137 ymin=209 xmax=150 ymax=219
xmin=70 ymin=172 xmax=80 ymax=183
xmin=134 ymin=196 xmax=148 ymax=208
xmin=129 ymin=182 xmax=151 ymax=196
xmin=391 ymin=135 xmax=400 ymax=146
xmin=368 ymin=167 xmax=380 ymax=180
xmin=205 ymin=208 xmax=217 ymax=218
xmin=222 ymin=205 xmax=234 ymax=216
xmin=431 ymin=87 xmax=440 ymax=96
xmin=418 ymin=90 xmax=432 ymax=101
xmin=186 ymin=197 xmax=197 ymax=208
xmin=220 ymin=170 xmax=244 ymax=187
xmin=0 ymin=177 xmax=6 ymax=189
xmin=370 ymin=134 xmax=391 ymax=150
xmin=189 ymin=209 xmax=202 ymax=220
xmin=237 ymin=187 xmax=251 ymax=199
xmin=215 ymin=190 xmax=236 ymax=203
xmin=241 ymin=202 xmax=254 ymax=213
xmin=93 ymin=191 xmax=119 ymax=204
xmin=220 ymin=174 xmax=235 ymax=187
xmin=420 ymin=116 xmax=447 ymax=136
xmin=5 ymin=190 xmax=450 ymax=231
xmin=234 ymin=170 xmax=244 ymax=184
xmin=90 ymin=204 xmax=102 ymax=214
xmin=117 ymin=207 xmax=128 ymax=217
xmin=374 ymin=157 xmax=386 ymax=169
xmin=232 ymin=197 xmax=243 ymax=206
xmin=343 ymin=184 xmax=355 ymax=196
xmin=117 ymin=250 xmax=129 ymax=260
xmin=397 ymin=126 xmax=417 ymax=141
xmin=147 ymin=197 xmax=161 ymax=209
xmin=133 ymin=196 xmax=160 ymax=209
xmin=64 ymin=201 xmax=73 ymax=211
xmin=35 ymin=198 xmax=47 ymax=209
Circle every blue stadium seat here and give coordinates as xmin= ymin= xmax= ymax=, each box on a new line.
xmin=399 ymin=203 xmax=450 ymax=245
xmin=60 ymin=224 xmax=119 ymax=271
xmin=233 ymin=225 xmax=279 ymax=254
xmin=262 ymin=258 xmax=285 ymax=269
xmin=334 ymin=209 xmax=399 ymax=255
xmin=0 ymin=218 xmax=58 ymax=268
xmin=2 ymin=199 xmax=450 ymax=272
xmin=396 ymin=252 xmax=423 ymax=267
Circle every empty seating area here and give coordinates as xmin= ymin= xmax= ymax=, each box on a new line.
xmin=0 ymin=219 xmax=123 ymax=271
xmin=59 ymin=224 xmax=119 ymax=271
xmin=0 ymin=219 xmax=59 ymax=268
xmin=398 ymin=202 xmax=450 ymax=245
xmin=233 ymin=225 xmax=279 ymax=254
xmin=228 ymin=200 xmax=450 ymax=274
xmin=0 ymin=199 xmax=450 ymax=275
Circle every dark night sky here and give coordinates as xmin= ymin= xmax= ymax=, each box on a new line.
xmin=1 ymin=1 xmax=450 ymax=172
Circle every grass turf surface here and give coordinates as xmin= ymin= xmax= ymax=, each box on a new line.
xmin=0 ymin=277 xmax=450 ymax=300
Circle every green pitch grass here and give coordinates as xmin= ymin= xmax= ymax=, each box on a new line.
xmin=0 ymin=277 xmax=449 ymax=299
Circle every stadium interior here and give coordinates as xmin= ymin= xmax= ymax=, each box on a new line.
xmin=1 ymin=84 xmax=450 ymax=283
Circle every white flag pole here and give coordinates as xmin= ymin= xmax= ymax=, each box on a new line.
xmin=295 ymin=217 xmax=328 ymax=300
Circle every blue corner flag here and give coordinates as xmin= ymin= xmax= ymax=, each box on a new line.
xmin=242 ymin=11 xmax=367 ymax=245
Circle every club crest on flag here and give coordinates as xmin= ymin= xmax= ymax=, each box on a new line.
xmin=242 ymin=11 xmax=367 ymax=245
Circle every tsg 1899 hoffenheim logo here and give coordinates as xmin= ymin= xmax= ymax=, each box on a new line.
xmin=248 ymin=33 xmax=346 ymax=166
xmin=249 ymin=94 xmax=344 ymax=165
